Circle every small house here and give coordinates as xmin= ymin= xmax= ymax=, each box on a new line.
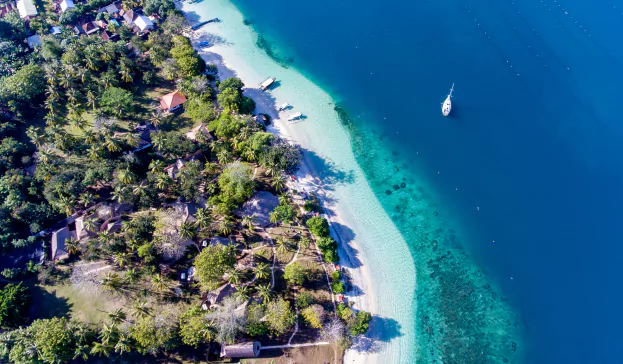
xmin=221 ymin=341 xmax=261 ymax=359
xmin=100 ymin=30 xmax=119 ymax=42
xmin=122 ymin=9 xmax=137 ymax=24
xmin=26 ymin=34 xmax=41 ymax=49
xmin=50 ymin=26 xmax=62 ymax=35
xmin=134 ymin=14 xmax=153 ymax=32
xmin=98 ymin=1 xmax=121 ymax=15
xmin=80 ymin=21 xmax=99 ymax=35
xmin=159 ymin=90 xmax=187 ymax=112
xmin=164 ymin=159 xmax=186 ymax=179
xmin=206 ymin=283 xmax=238 ymax=307
xmin=51 ymin=226 xmax=71 ymax=260
xmin=60 ymin=0 xmax=74 ymax=12
xmin=16 ymin=0 xmax=36 ymax=19
xmin=185 ymin=123 xmax=212 ymax=142
xmin=209 ymin=236 xmax=235 ymax=247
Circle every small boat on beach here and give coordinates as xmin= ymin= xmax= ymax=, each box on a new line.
xmin=260 ymin=77 xmax=276 ymax=91
xmin=442 ymin=83 xmax=454 ymax=117
xmin=198 ymin=41 xmax=211 ymax=48
xmin=287 ymin=112 xmax=303 ymax=121
xmin=277 ymin=102 xmax=291 ymax=111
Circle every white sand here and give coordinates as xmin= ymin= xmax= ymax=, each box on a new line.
xmin=178 ymin=1 xmax=417 ymax=363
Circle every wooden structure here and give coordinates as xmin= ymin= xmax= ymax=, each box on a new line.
xmin=221 ymin=341 xmax=261 ymax=358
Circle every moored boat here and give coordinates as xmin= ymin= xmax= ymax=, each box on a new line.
xmin=442 ymin=83 xmax=454 ymax=116
xmin=277 ymin=102 xmax=291 ymax=111
xmin=260 ymin=77 xmax=276 ymax=91
xmin=287 ymin=112 xmax=303 ymax=121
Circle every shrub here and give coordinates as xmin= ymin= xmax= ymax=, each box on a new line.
xmin=306 ymin=216 xmax=330 ymax=237
xmin=296 ymin=291 xmax=314 ymax=309
xmin=283 ymin=261 xmax=306 ymax=286
xmin=331 ymin=281 xmax=345 ymax=294
xmin=301 ymin=304 xmax=325 ymax=329
xmin=331 ymin=270 xmax=340 ymax=281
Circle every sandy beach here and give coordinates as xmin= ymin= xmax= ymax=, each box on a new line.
xmin=178 ymin=1 xmax=418 ymax=362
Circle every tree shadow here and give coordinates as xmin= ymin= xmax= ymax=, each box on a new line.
xmin=302 ymin=148 xmax=355 ymax=188
xmin=27 ymin=284 xmax=73 ymax=321
xmin=350 ymin=316 xmax=403 ymax=354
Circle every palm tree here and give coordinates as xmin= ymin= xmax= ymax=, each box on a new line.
xmin=104 ymin=136 xmax=121 ymax=153
xmin=155 ymin=173 xmax=171 ymax=191
xmin=195 ymin=208 xmax=212 ymax=231
xmin=218 ymin=217 xmax=234 ymax=236
xmin=65 ymin=238 xmax=81 ymax=256
xmin=150 ymin=109 xmax=164 ymax=129
xmin=116 ymin=168 xmax=135 ymax=185
xmin=86 ymin=89 xmax=97 ymax=111
xmin=132 ymin=182 xmax=148 ymax=197
xmin=243 ymin=148 xmax=258 ymax=162
xmin=278 ymin=194 xmax=290 ymax=206
xmin=234 ymin=286 xmax=250 ymax=301
xmin=254 ymin=262 xmax=270 ymax=280
xmin=26 ymin=126 xmax=44 ymax=147
xmin=299 ymin=236 xmax=311 ymax=249
xmin=78 ymin=192 xmax=97 ymax=207
xmin=124 ymin=268 xmax=140 ymax=284
xmin=111 ymin=185 xmax=127 ymax=203
xmin=275 ymin=238 xmax=290 ymax=255
xmin=101 ymin=272 xmax=125 ymax=295
xmin=83 ymin=217 xmax=98 ymax=232
xmin=257 ymin=284 xmax=272 ymax=304
xmin=148 ymin=159 xmax=165 ymax=174
xmin=151 ymin=274 xmax=168 ymax=293
xmin=217 ymin=149 xmax=233 ymax=165
xmin=114 ymin=334 xmax=132 ymax=355
xmin=74 ymin=344 xmax=91 ymax=361
xmin=151 ymin=131 xmax=166 ymax=151
xmin=272 ymin=174 xmax=287 ymax=193
xmin=113 ymin=252 xmax=131 ymax=268
xmin=241 ymin=215 xmax=255 ymax=233
xmin=107 ymin=309 xmax=127 ymax=324
xmin=130 ymin=301 xmax=152 ymax=319
xmin=269 ymin=211 xmax=279 ymax=225
xmin=227 ymin=268 xmax=242 ymax=286
xmin=179 ymin=222 xmax=197 ymax=240
xmin=90 ymin=341 xmax=112 ymax=357
xmin=87 ymin=146 xmax=103 ymax=161
xmin=55 ymin=195 xmax=75 ymax=216
xmin=124 ymin=133 xmax=140 ymax=148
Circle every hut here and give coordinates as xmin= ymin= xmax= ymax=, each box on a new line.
xmin=237 ymin=191 xmax=279 ymax=227
xmin=185 ymin=123 xmax=212 ymax=142
xmin=221 ymin=341 xmax=261 ymax=358
xmin=206 ymin=283 xmax=237 ymax=307
xmin=60 ymin=0 xmax=74 ymax=12
xmin=16 ymin=0 xmax=36 ymax=19
xmin=159 ymin=90 xmax=187 ymax=112
xmin=50 ymin=226 xmax=71 ymax=260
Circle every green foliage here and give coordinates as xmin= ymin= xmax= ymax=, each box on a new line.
xmin=283 ymin=261 xmax=306 ymax=286
xmin=270 ymin=204 xmax=296 ymax=224
xmin=137 ymin=242 xmax=158 ymax=265
xmin=0 ymin=64 xmax=44 ymax=103
xmin=306 ymin=216 xmax=330 ymax=237
xmin=301 ymin=304 xmax=325 ymax=329
xmin=0 ymin=283 xmax=29 ymax=328
xmin=184 ymin=98 xmax=217 ymax=123
xmin=0 ymin=12 xmax=26 ymax=40
xmin=317 ymin=236 xmax=339 ymax=263
xmin=348 ymin=311 xmax=372 ymax=335
xmin=245 ymin=302 xmax=268 ymax=337
xmin=179 ymin=306 xmax=211 ymax=348
xmin=29 ymin=317 xmax=78 ymax=363
xmin=295 ymin=291 xmax=314 ymax=309
xmin=331 ymin=281 xmax=345 ymax=294
xmin=217 ymin=161 xmax=255 ymax=205
xmin=0 ymin=41 xmax=26 ymax=78
xmin=264 ymin=297 xmax=296 ymax=335
xmin=331 ymin=270 xmax=341 ymax=281
xmin=177 ymin=160 xmax=204 ymax=202
xmin=100 ymin=87 xmax=134 ymax=118
xmin=144 ymin=0 xmax=175 ymax=17
xmin=157 ymin=131 xmax=198 ymax=159
xmin=0 ymin=138 xmax=30 ymax=174
xmin=170 ymin=36 xmax=204 ymax=78
xmin=216 ymin=77 xmax=255 ymax=114
xmin=131 ymin=315 xmax=179 ymax=355
xmin=193 ymin=244 xmax=236 ymax=290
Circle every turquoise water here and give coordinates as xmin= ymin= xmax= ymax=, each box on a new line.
xmin=190 ymin=0 xmax=623 ymax=361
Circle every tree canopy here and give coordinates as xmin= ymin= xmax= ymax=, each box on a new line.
xmin=194 ymin=244 xmax=237 ymax=290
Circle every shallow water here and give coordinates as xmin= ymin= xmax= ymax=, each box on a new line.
xmin=197 ymin=0 xmax=623 ymax=362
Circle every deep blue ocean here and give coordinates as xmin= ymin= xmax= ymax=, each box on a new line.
xmin=227 ymin=0 xmax=623 ymax=362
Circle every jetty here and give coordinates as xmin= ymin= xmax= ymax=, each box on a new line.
xmin=191 ymin=18 xmax=220 ymax=30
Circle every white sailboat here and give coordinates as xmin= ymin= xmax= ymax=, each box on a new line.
xmin=442 ymin=83 xmax=454 ymax=117
xmin=287 ymin=112 xmax=303 ymax=121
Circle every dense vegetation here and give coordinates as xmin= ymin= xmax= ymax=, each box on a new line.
xmin=0 ymin=0 xmax=370 ymax=361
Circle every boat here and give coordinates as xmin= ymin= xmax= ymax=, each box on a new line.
xmin=287 ymin=112 xmax=303 ymax=121
xmin=260 ymin=77 xmax=276 ymax=91
xmin=442 ymin=83 xmax=454 ymax=116
xmin=277 ymin=102 xmax=291 ymax=111
xmin=198 ymin=41 xmax=211 ymax=48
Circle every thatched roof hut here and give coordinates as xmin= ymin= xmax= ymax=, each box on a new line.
xmin=221 ymin=341 xmax=261 ymax=358
xmin=206 ymin=283 xmax=237 ymax=307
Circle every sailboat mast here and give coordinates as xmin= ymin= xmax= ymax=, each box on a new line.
xmin=449 ymin=83 xmax=455 ymax=97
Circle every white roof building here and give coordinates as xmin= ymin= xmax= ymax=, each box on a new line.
xmin=134 ymin=14 xmax=154 ymax=31
xmin=60 ymin=0 xmax=74 ymax=12
xmin=51 ymin=26 xmax=62 ymax=34
xmin=16 ymin=0 xmax=37 ymax=18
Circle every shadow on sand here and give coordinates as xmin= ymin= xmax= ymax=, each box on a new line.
xmin=350 ymin=316 xmax=403 ymax=354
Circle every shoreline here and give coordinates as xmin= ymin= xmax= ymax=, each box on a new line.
xmin=185 ymin=19 xmax=380 ymax=364
xmin=177 ymin=1 xmax=419 ymax=362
